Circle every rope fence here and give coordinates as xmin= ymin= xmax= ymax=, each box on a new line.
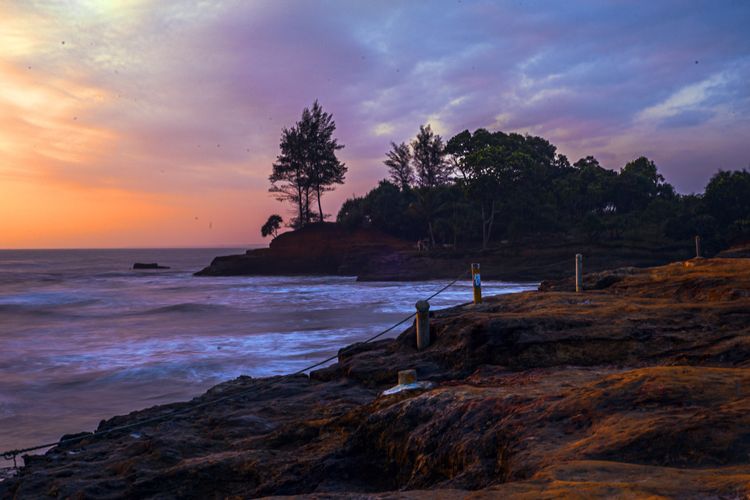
xmin=1 ymin=269 xmax=471 ymax=469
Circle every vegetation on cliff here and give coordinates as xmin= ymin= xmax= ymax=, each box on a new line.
xmin=337 ymin=126 xmax=750 ymax=254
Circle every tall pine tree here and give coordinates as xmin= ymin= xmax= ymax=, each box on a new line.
xmin=269 ymin=101 xmax=346 ymax=227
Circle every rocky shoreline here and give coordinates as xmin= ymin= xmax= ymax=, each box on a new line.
xmin=4 ymin=258 xmax=750 ymax=498
xmin=195 ymin=223 xmax=695 ymax=282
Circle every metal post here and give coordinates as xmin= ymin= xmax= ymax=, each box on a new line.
xmin=575 ymin=254 xmax=583 ymax=293
xmin=471 ymin=263 xmax=482 ymax=304
xmin=695 ymin=235 xmax=701 ymax=258
xmin=415 ymin=300 xmax=430 ymax=350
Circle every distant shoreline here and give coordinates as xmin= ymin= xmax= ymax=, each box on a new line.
xmin=195 ymin=222 xmax=697 ymax=282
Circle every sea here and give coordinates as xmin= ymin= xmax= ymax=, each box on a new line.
xmin=0 ymin=248 xmax=536 ymax=468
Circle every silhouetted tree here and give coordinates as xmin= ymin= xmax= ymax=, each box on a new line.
xmin=704 ymin=170 xmax=750 ymax=228
xmin=269 ymin=125 xmax=310 ymax=228
xmin=261 ymin=214 xmax=283 ymax=238
xmin=384 ymin=141 xmax=413 ymax=190
xmin=412 ymin=124 xmax=450 ymax=188
xmin=301 ymin=101 xmax=346 ymax=221
xmin=338 ymin=124 xmax=745 ymax=254
xmin=615 ymin=156 xmax=674 ymax=213
xmin=410 ymin=125 xmax=451 ymax=245
xmin=447 ymin=129 xmax=501 ymax=249
xmin=269 ymin=100 xmax=346 ymax=227
xmin=704 ymin=169 xmax=750 ymax=243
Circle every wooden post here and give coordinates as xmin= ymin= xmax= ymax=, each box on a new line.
xmin=398 ymin=369 xmax=417 ymax=385
xmin=695 ymin=235 xmax=701 ymax=258
xmin=415 ymin=300 xmax=430 ymax=350
xmin=575 ymin=254 xmax=583 ymax=293
xmin=471 ymin=263 xmax=482 ymax=304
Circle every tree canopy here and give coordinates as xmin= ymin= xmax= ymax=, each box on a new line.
xmin=269 ymin=100 xmax=346 ymax=228
xmin=337 ymin=125 xmax=750 ymax=254
xmin=261 ymin=214 xmax=283 ymax=238
xmin=384 ymin=141 xmax=413 ymax=191
xmin=411 ymin=124 xmax=450 ymax=188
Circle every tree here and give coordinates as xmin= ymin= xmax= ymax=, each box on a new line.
xmin=704 ymin=169 xmax=750 ymax=228
xmin=409 ymin=124 xmax=451 ymax=246
xmin=261 ymin=214 xmax=283 ymax=238
xmin=384 ymin=141 xmax=413 ymax=190
xmin=269 ymin=125 xmax=310 ymax=228
xmin=337 ymin=196 xmax=368 ymax=230
xmin=339 ymin=124 xmax=742 ymax=253
xmin=269 ymin=100 xmax=346 ymax=228
xmin=301 ymin=101 xmax=347 ymax=221
xmin=615 ymin=156 xmax=674 ymax=213
xmin=411 ymin=124 xmax=450 ymax=188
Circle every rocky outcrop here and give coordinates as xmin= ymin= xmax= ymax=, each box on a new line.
xmin=195 ymin=223 xmax=410 ymax=276
xmin=5 ymin=258 xmax=750 ymax=498
xmin=196 ymin=223 xmax=694 ymax=281
xmin=133 ymin=263 xmax=170 ymax=270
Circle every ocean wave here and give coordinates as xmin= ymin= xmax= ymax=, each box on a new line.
xmin=135 ymin=302 xmax=235 ymax=316
xmin=0 ymin=300 xmax=98 ymax=317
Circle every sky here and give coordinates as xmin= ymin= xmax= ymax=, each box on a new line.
xmin=1 ymin=0 xmax=749 ymax=249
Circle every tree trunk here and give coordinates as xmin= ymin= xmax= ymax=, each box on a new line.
xmin=297 ymin=184 xmax=304 ymax=229
xmin=303 ymin=187 xmax=312 ymax=225
xmin=481 ymin=200 xmax=496 ymax=250
xmin=481 ymin=205 xmax=488 ymax=250
xmin=316 ymin=185 xmax=324 ymax=222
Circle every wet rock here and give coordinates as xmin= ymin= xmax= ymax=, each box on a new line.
xmin=195 ymin=222 xmax=409 ymax=277
xmin=133 ymin=263 xmax=170 ymax=270
xmin=5 ymin=258 xmax=750 ymax=498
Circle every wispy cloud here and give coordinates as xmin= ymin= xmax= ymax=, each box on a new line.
xmin=1 ymin=0 xmax=749 ymax=247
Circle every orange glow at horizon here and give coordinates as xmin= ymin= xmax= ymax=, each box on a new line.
xmin=4 ymin=1 xmax=745 ymax=249
xmin=0 ymin=56 xmax=131 ymax=248
xmin=0 ymin=5 xmax=248 ymax=249
xmin=0 ymin=179 xmax=178 ymax=248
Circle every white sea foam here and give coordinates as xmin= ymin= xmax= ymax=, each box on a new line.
xmin=0 ymin=248 xmax=536 ymax=465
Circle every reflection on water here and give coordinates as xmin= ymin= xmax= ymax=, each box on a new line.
xmin=0 ymin=248 xmax=536 ymax=464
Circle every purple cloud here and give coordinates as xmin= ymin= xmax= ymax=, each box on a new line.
xmin=4 ymin=0 xmax=750 ymax=245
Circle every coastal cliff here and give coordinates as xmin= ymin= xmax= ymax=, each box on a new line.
xmin=4 ymin=258 xmax=750 ymax=498
xmin=195 ymin=223 xmax=411 ymax=277
xmin=196 ymin=223 xmax=694 ymax=281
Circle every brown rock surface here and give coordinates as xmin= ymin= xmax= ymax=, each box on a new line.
xmin=4 ymin=258 xmax=750 ymax=499
xmin=195 ymin=223 xmax=411 ymax=277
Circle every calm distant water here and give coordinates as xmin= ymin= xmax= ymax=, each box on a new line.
xmin=0 ymin=248 xmax=536 ymax=466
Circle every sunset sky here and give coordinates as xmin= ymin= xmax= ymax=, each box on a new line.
xmin=1 ymin=0 xmax=748 ymax=249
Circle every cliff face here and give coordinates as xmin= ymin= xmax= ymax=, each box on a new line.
xmin=5 ymin=258 xmax=750 ymax=499
xmin=196 ymin=222 xmax=693 ymax=281
xmin=195 ymin=223 xmax=411 ymax=276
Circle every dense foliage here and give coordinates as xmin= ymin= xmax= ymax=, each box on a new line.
xmin=338 ymin=126 xmax=750 ymax=252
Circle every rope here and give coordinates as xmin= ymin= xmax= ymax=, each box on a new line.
xmin=0 ymin=269 xmax=470 ymax=466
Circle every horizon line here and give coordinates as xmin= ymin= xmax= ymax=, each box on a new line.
xmin=0 ymin=244 xmax=267 ymax=251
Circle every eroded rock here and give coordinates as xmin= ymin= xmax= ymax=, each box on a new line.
xmin=4 ymin=258 xmax=750 ymax=498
